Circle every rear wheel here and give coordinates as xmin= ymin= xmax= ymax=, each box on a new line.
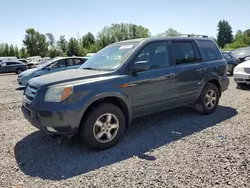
xmin=79 ymin=103 xmax=126 ymax=150
xmin=16 ymin=68 xmax=23 ymax=74
xmin=194 ymin=83 xmax=219 ymax=115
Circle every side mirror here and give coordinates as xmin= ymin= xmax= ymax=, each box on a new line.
xmin=133 ymin=61 xmax=149 ymax=72
xmin=45 ymin=66 xmax=51 ymax=71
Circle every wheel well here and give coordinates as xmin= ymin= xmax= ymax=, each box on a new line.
xmin=207 ymin=79 xmax=221 ymax=97
xmin=80 ymin=97 xmax=130 ymax=127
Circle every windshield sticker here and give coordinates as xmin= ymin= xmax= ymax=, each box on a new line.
xmin=119 ymin=45 xmax=134 ymax=49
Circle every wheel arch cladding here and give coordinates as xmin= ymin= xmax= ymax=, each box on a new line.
xmin=80 ymin=96 xmax=131 ymax=129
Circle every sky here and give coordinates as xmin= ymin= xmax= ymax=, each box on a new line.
xmin=1 ymin=0 xmax=249 ymax=47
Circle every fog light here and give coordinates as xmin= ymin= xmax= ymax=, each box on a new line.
xmin=47 ymin=127 xmax=57 ymax=132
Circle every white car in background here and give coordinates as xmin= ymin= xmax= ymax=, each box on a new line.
xmin=234 ymin=59 xmax=250 ymax=87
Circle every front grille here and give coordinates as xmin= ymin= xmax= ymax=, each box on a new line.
xmin=25 ymin=85 xmax=37 ymax=101
xmin=244 ymin=68 xmax=250 ymax=74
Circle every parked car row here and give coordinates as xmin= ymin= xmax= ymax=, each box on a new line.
xmin=0 ymin=61 xmax=27 ymax=74
xmin=17 ymin=56 xmax=89 ymax=86
xmin=221 ymin=46 xmax=250 ymax=75
xmin=20 ymin=35 xmax=230 ymax=150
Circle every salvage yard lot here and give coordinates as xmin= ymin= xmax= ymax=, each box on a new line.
xmin=0 ymin=73 xmax=250 ymax=188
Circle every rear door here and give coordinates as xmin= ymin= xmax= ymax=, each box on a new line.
xmin=170 ymin=40 xmax=207 ymax=104
xmin=7 ymin=62 xmax=20 ymax=72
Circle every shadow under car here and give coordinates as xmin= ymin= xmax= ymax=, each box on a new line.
xmin=14 ymin=105 xmax=237 ymax=180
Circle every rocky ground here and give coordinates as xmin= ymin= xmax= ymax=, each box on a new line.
xmin=0 ymin=73 xmax=249 ymax=188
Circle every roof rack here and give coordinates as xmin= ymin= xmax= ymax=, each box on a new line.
xmin=179 ymin=34 xmax=208 ymax=38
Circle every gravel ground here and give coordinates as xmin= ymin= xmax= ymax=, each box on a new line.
xmin=0 ymin=73 xmax=250 ymax=188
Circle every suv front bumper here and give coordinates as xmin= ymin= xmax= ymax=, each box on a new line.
xmin=21 ymin=96 xmax=79 ymax=136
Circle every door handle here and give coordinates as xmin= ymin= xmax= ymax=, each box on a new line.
xmin=196 ymin=68 xmax=207 ymax=73
xmin=165 ymin=73 xmax=176 ymax=79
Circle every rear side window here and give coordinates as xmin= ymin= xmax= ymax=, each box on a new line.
xmin=197 ymin=40 xmax=223 ymax=61
xmin=171 ymin=41 xmax=201 ymax=64
xmin=74 ymin=58 xmax=85 ymax=65
xmin=6 ymin=62 xmax=19 ymax=65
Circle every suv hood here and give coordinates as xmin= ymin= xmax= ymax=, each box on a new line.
xmin=29 ymin=69 xmax=110 ymax=88
xmin=236 ymin=60 xmax=250 ymax=68
xmin=19 ymin=68 xmax=38 ymax=77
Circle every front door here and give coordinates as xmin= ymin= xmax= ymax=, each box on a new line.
xmin=170 ymin=40 xmax=207 ymax=104
xmin=124 ymin=41 xmax=177 ymax=118
xmin=46 ymin=59 xmax=67 ymax=74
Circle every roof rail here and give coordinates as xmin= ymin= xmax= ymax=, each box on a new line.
xmin=179 ymin=34 xmax=208 ymax=38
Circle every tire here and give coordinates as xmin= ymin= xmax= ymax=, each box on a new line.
xmin=16 ymin=68 xmax=23 ymax=74
xmin=79 ymin=103 xmax=126 ymax=150
xmin=229 ymin=65 xmax=236 ymax=75
xmin=237 ymin=83 xmax=248 ymax=88
xmin=194 ymin=83 xmax=219 ymax=115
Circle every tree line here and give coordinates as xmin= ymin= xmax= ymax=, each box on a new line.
xmin=0 ymin=21 xmax=249 ymax=59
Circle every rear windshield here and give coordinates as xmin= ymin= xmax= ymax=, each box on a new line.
xmin=197 ymin=40 xmax=223 ymax=61
xmin=232 ymin=47 xmax=250 ymax=57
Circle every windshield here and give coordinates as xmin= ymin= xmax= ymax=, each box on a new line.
xmin=79 ymin=42 xmax=138 ymax=71
xmin=232 ymin=48 xmax=250 ymax=56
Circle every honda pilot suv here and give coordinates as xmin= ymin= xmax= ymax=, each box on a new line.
xmin=21 ymin=36 xmax=229 ymax=150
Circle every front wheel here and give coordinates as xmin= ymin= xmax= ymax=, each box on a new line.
xmin=79 ymin=103 xmax=126 ymax=150
xmin=237 ymin=83 xmax=248 ymax=88
xmin=194 ymin=83 xmax=219 ymax=115
xmin=229 ymin=65 xmax=236 ymax=75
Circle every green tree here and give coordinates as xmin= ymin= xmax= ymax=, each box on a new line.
xmin=23 ymin=28 xmax=48 ymax=56
xmin=96 ymin=23 xmax=150 ymax=49
xmin=9 ymin=44 xmax=15 ymax=56
xmin=225 ymin=29 xmax=250 ymax=50
xmin=67 ymin=38 xmax=80 ymax=56
xmin=82 ymin=32 xmax=95 ymax=49
xmin=0 ymin=43 xmax=5 ymax=56
xmin=157 ymin=28 xmax=181 ymax=36
xmin=235 ymin=30 xmax=243 ymax=39
xmin=20 ymin=47 xmax=28 ymax=58
xmin=244 ymin=29 xmax=250 ymax=37
xmin=217 ymin=20 xmax=233 ymax=48
xmin=4 ymin=44 xmax=9 ymax=56
xmin=14 ymin=45 xmax=19 ymax=58
xmin=57 ymin=35 xmax=68 ymax=53
xmin=48 ymin=47 xmax=64 ymax=58
xmin=46 ymin=33 xmax=55 ymax=46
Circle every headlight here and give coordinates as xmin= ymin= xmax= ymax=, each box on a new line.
xmin=234 ymin=66 xmax=244 ymax=73
xmin=45 ymin=86 xmax=73 ymax=102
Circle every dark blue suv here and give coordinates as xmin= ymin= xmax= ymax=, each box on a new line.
xmin=22 ymin=36 xmax=229 ymax=150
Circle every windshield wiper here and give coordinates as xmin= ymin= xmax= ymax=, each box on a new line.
xmin=82 ymin=67 xmax=96 ymax=70
xmin=82 ymin=67 xmax=112 ymax=71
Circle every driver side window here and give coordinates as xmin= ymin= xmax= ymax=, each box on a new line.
xmin=134 ymin=42 xmax=170 ymax=71
xmin=50 ymin=59 xmax=66 ymax=68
